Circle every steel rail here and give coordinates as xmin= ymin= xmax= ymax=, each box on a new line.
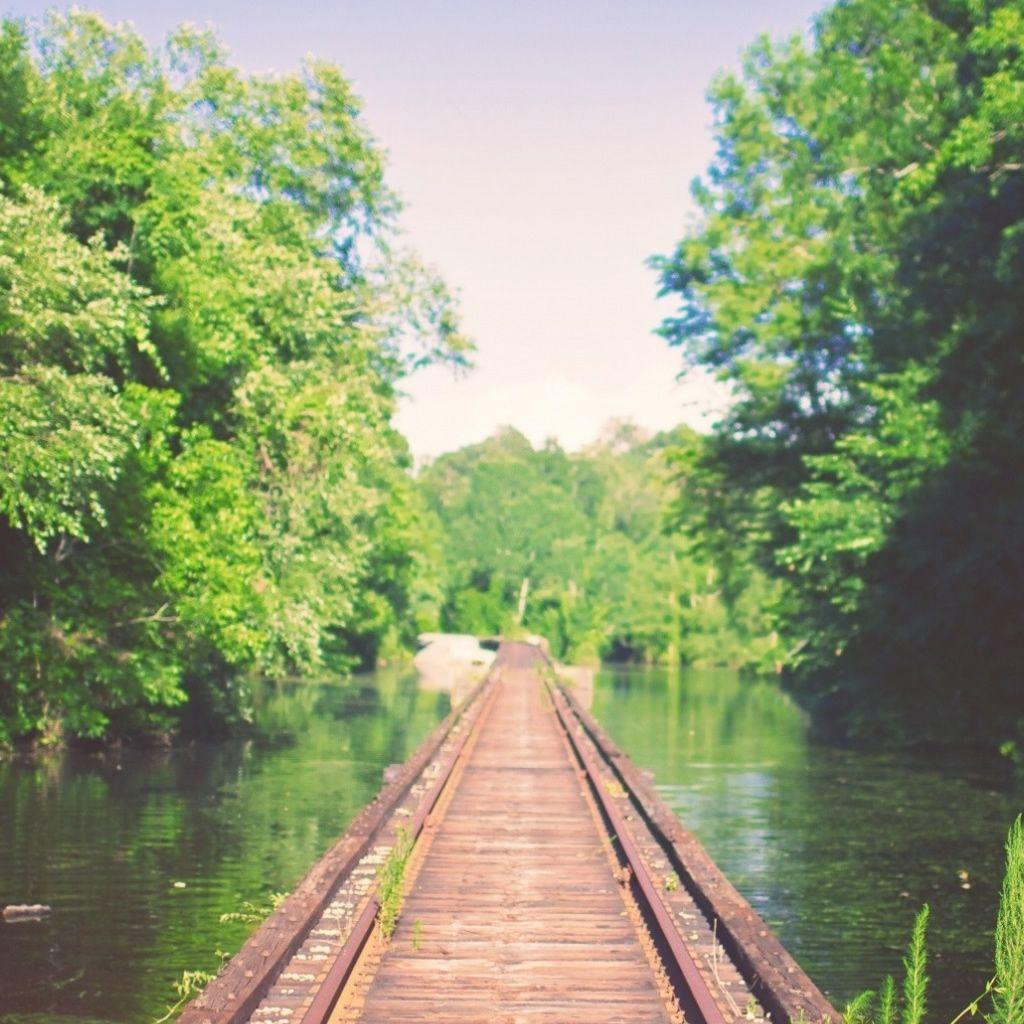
xmin=298 ymin=675 xmax=503 ymax=1024
xmin=547 ymin=679 xmax=730 ymax=1024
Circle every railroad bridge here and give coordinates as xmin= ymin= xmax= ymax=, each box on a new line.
xmin=180 ymin=642 xmax=839 ymax=1024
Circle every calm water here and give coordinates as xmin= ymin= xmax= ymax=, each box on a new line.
xmin=0 ymin=668 xmax=450 ymax=1024
xmin=0 ymin=666 xmax=1020 ymax=1023
xmin=592 ymin=666 xmax=1023 ymax=1018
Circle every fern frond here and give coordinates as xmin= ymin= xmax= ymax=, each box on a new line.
xmin=844 ymin=989 xmax=875 ymax=1024
xmin=989 ymin=815 xmax=1024 ymax=1024
xmin=902 ymin=905 xmax=929 ymax=1024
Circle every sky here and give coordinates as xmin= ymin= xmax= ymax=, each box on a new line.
xmin=8 ymin=0 xmax=825 ymax=459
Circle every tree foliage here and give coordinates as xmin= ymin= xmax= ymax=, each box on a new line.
xmin=0 ymin=11 xmax=467 ymax=745
xmin=417 ymin=423 xmax=778 ymax=667
xmin=655 ymin=0 xmax=1024 ymax=748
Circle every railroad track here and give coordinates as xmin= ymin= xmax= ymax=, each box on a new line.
xmin=181 ymin=642 xmax=838 ymax=1024
xmin=291 ymin=665 xmax=732 ymax=1024
xmin=295 ymin=677 xmax=502 ymax=1024
xmin=546 ymin=678 xmax=731 ymax=1024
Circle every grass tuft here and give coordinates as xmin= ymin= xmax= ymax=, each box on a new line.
xmin=378 ymin=825 xmax=414 ymax=940
xmin=902 ymin=905 xmax=929 ymax=1024
xmin=989 ymin=815 xmax=1024 ymax=1024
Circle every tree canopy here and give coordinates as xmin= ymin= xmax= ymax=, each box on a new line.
xmin=0 ymin=12 xmax=468 ymax=744
xmin=654 ymin=0 xmax=1024 ymax=749
xmin=3 ymin=0 xmax=1021 ymax=756
xmin=417 ymin=423 xmax=779 ymax=668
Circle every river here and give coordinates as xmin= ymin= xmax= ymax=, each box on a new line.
xmin=592 ymin=667 xmax=1021 ymax=1020
xmin=0 ymin=664 xmax=1019 ymax=1022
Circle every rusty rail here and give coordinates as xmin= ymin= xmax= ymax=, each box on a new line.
xmin=178 ymin=675 xmax=494 ymax=1024
xmin=547 ymin=678 xmax=729 ymax=1024
xmin=297 ymin=676 xmax=502 ymax=1024
xmin=554 ymin=674 xmax=842 ymax=1024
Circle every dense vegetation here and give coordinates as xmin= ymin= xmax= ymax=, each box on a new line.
xmin=2 ymin=0 xmax=1022 ymax=760
xmin=654 ymin=0 xmax=1024 ymax=751
xmin=417 ymin=422 xmax=779 ymax=667
xmin=0 ymin=12 xmax=467 ymax=745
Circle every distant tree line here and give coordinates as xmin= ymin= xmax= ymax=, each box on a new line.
xmin=0 ymin=12 xmax=467 ymax=745
xmin=653 ymin=0 xmax=1024 ymax=750
xmin=416 ymin=423 xmax=779 ymax=670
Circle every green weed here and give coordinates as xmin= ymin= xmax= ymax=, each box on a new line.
xmin=902 ymin=906 xmax=929 ymax=1024
xmin=991 ymin=816 xmax=1024 ymax=1024
xmin=378 ymin=826 xmax=414 ymax=940
xmin=218 ymin=891 xmax=287 ymax=925
xmin=152 ymin=968 xmax=217 ymax=1024
xmin=845 ymin=816 xmax=1023 ymax=1024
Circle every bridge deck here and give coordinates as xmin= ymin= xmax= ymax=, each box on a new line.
xmin=180 ymin=642 xmax=839 ymax=1024
xmin=350 ymin=646 xmax=671 ymax=1023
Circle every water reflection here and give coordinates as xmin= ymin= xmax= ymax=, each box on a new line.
xmin=592 ymin=666 xmax=1022 ymax=1018
xmin=2 ymin=664 xmax=1018 ymax=1023
xmin=0 ymin=667 xmax=449 ymax=1024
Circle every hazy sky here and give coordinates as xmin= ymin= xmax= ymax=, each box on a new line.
xmin=9 ymin=0 xmax=825 ymax=458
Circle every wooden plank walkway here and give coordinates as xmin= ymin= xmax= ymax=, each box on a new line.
xmin=181 ymin=641 xmax=840 ymax=1024
xmin=349 ymin=643 xmax=672 ymax=1023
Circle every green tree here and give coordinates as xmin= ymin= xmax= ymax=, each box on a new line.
xmin=655 ymin=0 xmax=1024 ymax=748
xmin=0 ymin=11 xmax=467 ymax=744
xmin=418 ymin=424 xmax=775 ymax=666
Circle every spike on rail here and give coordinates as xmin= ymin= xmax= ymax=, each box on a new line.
xmin=179 ymin=642 xmax=840 ymax=1024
